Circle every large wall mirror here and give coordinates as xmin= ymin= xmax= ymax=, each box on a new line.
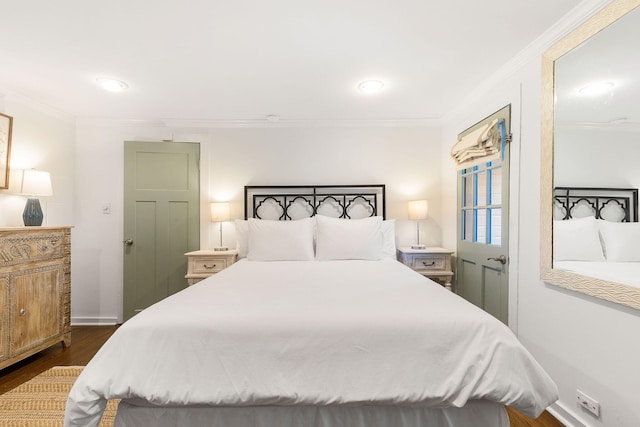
xmin=541 ymin=0 xmax=640 ymax=310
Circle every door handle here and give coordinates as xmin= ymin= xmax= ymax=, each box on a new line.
xmin=123 ymin=239 xmax=134 ymax=246
xmin=487 ymin=255 xmax=507 ymax=264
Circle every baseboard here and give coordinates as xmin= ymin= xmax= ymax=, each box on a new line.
xmin=548 ymin=401 xmax=587 ymax=427
xmin=71 ymin=317 xmax=119 ymax=326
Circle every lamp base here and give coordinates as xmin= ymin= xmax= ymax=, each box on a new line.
xmin=23 ymin=198 xmax=44 ymax=226
xmin=214 ymin=247 xmax=229 ymax=252
xmin=411 ymin=244 xmax=426 ymax=250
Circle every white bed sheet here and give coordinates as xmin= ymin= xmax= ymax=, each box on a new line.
xmin=65 ymin=259 xmax=557 ymax=427
xmin=554 ymin=260 xmax=640 ymax=288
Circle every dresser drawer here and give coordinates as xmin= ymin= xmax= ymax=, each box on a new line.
xmin=411 ymin=255 xmax=446 ymax=271
xmin=192 ymin=256 xmax=228 ymax=274
xmin=0 ymin=231 xmax=66 ymax=266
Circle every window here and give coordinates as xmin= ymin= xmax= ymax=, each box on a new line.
xmin=461 ymin=161 xmax=502 ymax=246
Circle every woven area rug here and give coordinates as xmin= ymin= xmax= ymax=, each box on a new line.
xmin=0 ymin=366 xmax=117 ymax=427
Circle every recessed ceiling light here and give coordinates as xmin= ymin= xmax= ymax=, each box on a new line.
xmin=96 ymin=77 xmax=129 ymax=92
xmin=578 ymin=81 xmax=614 ymax=96
xmin=358 ymin=80 xmax=384 ymax=94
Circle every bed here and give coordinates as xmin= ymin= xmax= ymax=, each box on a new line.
xmin=65 ymin=185 xmax=558 ymax=427
xmin=553 ymin=187 xmax=640 ymax=288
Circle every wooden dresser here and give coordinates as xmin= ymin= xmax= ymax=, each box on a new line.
xmin=0 ymin=226 xmax=72 ymax=370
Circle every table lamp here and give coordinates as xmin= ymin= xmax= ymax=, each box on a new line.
xmin=408 ymin=199 xmax=428 ymax=249
xmin=21 ymin=169 xmax=53 ymax=226
xmin=210 ymin=202 xmax=230 ymax=251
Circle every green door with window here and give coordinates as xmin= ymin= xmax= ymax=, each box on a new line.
xmin=456 ymin=106 xmax=510 ymax=324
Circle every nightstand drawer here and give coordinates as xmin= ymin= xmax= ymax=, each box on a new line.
xmin=396 ymin=246 xmax=454 ymax=292
xmin=185 ymin=249 xmax=238 ymax=286
xmin=192 ymin=257 xmax=228 ymax=274
xmin=411 ymin=256 xmax=446 ymax=271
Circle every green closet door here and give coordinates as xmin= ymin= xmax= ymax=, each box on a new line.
xmin=123 ymin=141 xmax=200 ymax=321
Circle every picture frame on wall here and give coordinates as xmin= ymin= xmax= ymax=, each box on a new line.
xmin=0 ymin=112 xmax=13 ymax=190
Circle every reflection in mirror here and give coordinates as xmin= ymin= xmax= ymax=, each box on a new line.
xmin=541 ymin=0 xmax=640 ymax=309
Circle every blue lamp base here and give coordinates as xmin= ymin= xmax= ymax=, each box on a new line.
xmin=23 ymin=198 xmax=44 ymax=226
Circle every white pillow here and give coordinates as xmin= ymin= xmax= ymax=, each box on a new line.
xmin=553 ymin=216 xmax=604 ymax=261
xmin=235 ymin=219 xmax=249 ymax=258
xmin=247 ymin=217 xmax=315 ymax=261
xmin=598 ymin=220 xmax=640 ymax=262
xmin=315 ymin=215 xmax=383 ymax=261
xmin=381 ymin=219 xmax=397 ymax=260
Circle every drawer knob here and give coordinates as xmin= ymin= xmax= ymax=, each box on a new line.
xmin=203 ymin=264 xmax=217 ymax=269
xmin=422 ymin=261 xmax=435 ymax=267
xmin=19 ymin=308 xmax=26 ymax=316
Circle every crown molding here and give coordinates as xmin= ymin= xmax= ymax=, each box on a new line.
xmin=74 ymin=116 xmax=441 ymax=129
xmin=75 ymin=117 xmax=166 ymax=128
xmin=442 ymin=0 xmax=611 ymax=123
xmin=0 ymin=87 xmax=75 ymax=123
xmin=162 ymin=117 xmax=442 ymax=129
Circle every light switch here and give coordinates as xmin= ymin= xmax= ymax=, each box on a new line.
xmin=102 ymin=203 xmax=111 ymax=214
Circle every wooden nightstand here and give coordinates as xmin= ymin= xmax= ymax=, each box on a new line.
xmin=397 ymin=246 xmax=454 ymax=291
xmin=185 ymin=249 xmax=238 ymax=285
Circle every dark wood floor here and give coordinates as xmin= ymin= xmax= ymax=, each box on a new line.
xmin=0 ymin=325 xmax=563 ymax=426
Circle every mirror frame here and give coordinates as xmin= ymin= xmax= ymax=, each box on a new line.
xmin=541 ymin=0 xmax=640 ymax=310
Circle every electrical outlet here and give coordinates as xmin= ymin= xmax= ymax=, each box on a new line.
xmin=577 ymin=390 xmax=600 ymax=417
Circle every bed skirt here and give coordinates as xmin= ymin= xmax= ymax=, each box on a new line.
xmin=114 ymin=400 xmax=509 ymax=427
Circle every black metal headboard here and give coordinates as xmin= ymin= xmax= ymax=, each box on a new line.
xmin=244 ymin=185 xmax=386 ymax=220
xmin=554 ymin=187 xmax=638 ymax=222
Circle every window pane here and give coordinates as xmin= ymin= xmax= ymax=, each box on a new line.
xmin=477 ymin=171 xmax=487 ymax=206
xmin=476 ymin=209 xmax=487 ymax=243
xmin=490 ymin=208 xmax=502 ymax=246
xmin=464 ymin=175 xmax=474 ymax=207
xmin=490 ymin=167 xmax=502 ymax=205
xmin=463 ymin=210 xmax=474 ymax=241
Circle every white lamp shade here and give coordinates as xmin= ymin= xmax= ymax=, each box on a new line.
xmin=408 ymin=200 xmax=428 ymax=220
xmin=210 ymin=202 xmax=230 ymax=222
xmin=21 ymin=170 xmax=53 ymax=196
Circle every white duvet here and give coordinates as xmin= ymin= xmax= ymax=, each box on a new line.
xmin=65 ymin=259 xmax=557 ymax=426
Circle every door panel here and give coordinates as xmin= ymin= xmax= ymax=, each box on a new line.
xmin=458 ymin=259 xmax=482 ymax=307
xmin=167 ymin=201 xmax=190 ymax=296
xmin=456 ymin=105 xmax=510 ymax=324
xmin=131 ymin=200 xmax=158 ymax=313
xmin=482 ymin=265 xmax=506 ymax=322
xmin=136 ymin=152 xmax=190 ymax=190
xmin=124 ymin=141 xmax=200 ymax=321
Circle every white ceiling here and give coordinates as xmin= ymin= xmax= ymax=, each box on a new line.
xmin=0 ymin=0 xmax=584 ymax=123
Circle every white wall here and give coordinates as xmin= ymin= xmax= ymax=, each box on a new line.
xmin=441 ymin=14 xmax=640 ymax=427
xmin=0 ymin=95 xmax=75 ymax=227
xmin=555 ymin=126 xmax=640 ymax=188
xmin=72 ymin=122 xmax=443 ymax=324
